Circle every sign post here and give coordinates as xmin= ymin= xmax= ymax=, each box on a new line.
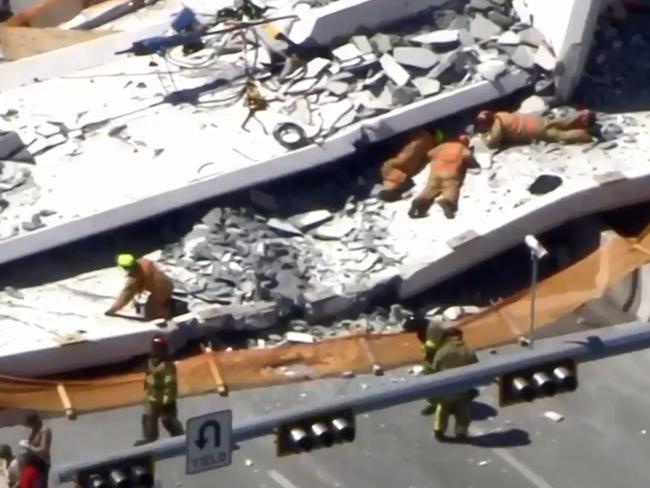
xmin=186 ymin=410 xmax=233 ymax=475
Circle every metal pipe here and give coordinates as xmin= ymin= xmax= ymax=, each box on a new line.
xmin=553 ymin=366 xmax=578 ymax=391
xmin=288 ymin=427 xmax=311 ymax=450
xmin=531 ymin=371 xmax=557 ymax=397
xmin=529 ymin=252 xmax=539 ymax=348
xmin=311 ymin=423 xmax=334 ymax=446
xmin=55 ymin=322 xmax=650 ymax=484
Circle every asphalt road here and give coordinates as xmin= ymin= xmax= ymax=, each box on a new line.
xmin=3 ymin=326 xmax=650 ymax=488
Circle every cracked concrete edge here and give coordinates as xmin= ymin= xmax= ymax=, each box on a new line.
xmin=0 ymin=71 xmax=530 ymax=267
xmin=0 ymin=302 xmax=279 ymax=377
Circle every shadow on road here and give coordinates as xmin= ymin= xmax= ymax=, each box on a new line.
xmin=470 ymin=401 xmax=498 ymax=421
xmin=468 ymin=428 xmax=531 ymax=448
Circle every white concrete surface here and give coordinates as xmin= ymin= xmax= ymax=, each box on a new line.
xmin=512 ymin=0 xmax=606 ymax=102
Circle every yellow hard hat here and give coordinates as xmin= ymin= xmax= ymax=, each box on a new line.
xmin=116 ymin=253 xmax=136 ymax=269
xmin=434 ymin=129 xmax=445 ymax=145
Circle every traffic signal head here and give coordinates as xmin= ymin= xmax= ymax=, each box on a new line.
xmin=498 ymin=358 xmax=577 ymax=407
xmin=276 ymin=409 xmax=355 ymax=457
xmin=75 ymin=456 xmax=154 ymax=488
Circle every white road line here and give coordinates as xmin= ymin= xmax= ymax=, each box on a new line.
xmin=471 ymin=427 xmax=556 ymax=488
xmin=267 ymin=470 xmax=301 ymax=488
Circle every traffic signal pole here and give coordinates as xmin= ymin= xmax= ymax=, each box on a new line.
xmin=55 ymin=321 xmax=650 ymax=484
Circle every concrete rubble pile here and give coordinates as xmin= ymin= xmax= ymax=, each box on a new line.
xmin=155 ymin=8 xmax=650 ymax=333
xmin=0 ymin=0 xmax=556 ymax=241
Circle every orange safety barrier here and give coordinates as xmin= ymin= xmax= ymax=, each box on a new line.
xmin=1 ymin=223 xmax=650 ymax=415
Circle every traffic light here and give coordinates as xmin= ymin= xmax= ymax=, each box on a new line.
xmin=276 ymin=408 xmax=355 ymax=456
xmin=74 ymin=456 xmax=155 ymax=488
xmin=498 ymin=358 xmax=578 ymax=407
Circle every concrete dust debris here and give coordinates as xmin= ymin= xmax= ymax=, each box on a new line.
xmin=543 ymin=411 xmax=564 ymax=422
xmin=245 ymin=459 xmax=253 ymax=467
xmin=478 ymin=460 xmax=491 ymax=467
xmin=641 ymin=430 xmax=647 ymax=435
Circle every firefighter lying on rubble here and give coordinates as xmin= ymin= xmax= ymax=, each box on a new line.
xmin=408 ymin=134 xmax=477 ymax=220
xmin=378 ymin=128 xmax=444 ymax=202
xmin=406 ymin=317 xmax=479 ymax=441
xmin=475 ymin=108 xmax=597 ymax=149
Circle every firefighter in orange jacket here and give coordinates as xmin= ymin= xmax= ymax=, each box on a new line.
xmin=105 ymin=254 xmax=174 ymax=320
xmin=408 ymin=135 xmax=475 ymax=220
xmin=379 ymin=129 xmax=444 ymax=202
xmin=475 ymin=109 xmax=596 ymax=149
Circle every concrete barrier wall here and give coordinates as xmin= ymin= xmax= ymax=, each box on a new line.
xmin=512 ymin=0 xmax=605 ymax=102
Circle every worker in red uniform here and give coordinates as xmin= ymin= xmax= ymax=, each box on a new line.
xmin=105 ymin=254 xmax=174 ymax=321
xmin=475 ymin=109 xmax=596 ymax=149
xmin=408 ymin=135 xmax=476 ymax=219
xmin=18 ymin=452 xmax=46 ymax=488
xmin=379 ymin=129 xmax=444 ymax=202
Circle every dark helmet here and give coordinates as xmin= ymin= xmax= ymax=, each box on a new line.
xmin=475 ymin=110 xmax=495 ymax=127
xmin=151 ymin=334 xmax=168 ymax=356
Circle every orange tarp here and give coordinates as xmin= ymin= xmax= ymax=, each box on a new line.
xmin=0 ymin=223 xmax=649 ymax=415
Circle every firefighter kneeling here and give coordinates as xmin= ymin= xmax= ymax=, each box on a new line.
xmin=135 ymin=335 xmax=185 ymax=446
xmin=411 ymin=319 xmax=478 ymax=441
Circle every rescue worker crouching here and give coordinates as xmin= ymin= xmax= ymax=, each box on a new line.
xmin=378 ymin=129 xmax=444 ymax=202
xmin=409 ymin=135 xmax=475 ymax=220
xmin=418 ymin=321 xmax=478 ymax=442
xmin=105 ymin=253 xmax=174 ymax=321
xmin=475 ymin=108 xmax=597 ymax=149
xmin=135 ymin=334 xmax=185 ymax=446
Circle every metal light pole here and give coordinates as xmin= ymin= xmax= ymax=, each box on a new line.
xmin=524 ymin=235 xmax=549 ymax=349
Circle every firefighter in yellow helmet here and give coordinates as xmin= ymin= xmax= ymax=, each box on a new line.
xmin=106 ymin=253 xmax=174 ymax=320
xmin=134 ymin=334 xmax=184 ymax=446
xmin=412 ymin=319 xmax=478 ymax=441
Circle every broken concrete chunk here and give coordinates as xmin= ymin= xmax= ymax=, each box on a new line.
xmin=371 ymin=33 xmax=392 ymax=54
xmin=510 ymin=45 xmax=537 ymax=69
xmin=21 ymin=213 xmax=45 ymax=232
xmin=249 ymin=189 xmax=280 ymax=212
xmin=518 ymin=95 xmax=548 ymax=115
xmin=534 ymin=45 xmax=557 ymax=71
xmin=35 ymin=122 xmax=61 ymax=138
xmin=333 ymin=43 xmax=362 ymax=62
xmin=267 ymin=218 xmax=303 ymax=236
xmin=0 ymin=131 xmax=34 ymax=162
xmin=393 ymin=47 xmax=439 ymax=70
xmin=411 ymin=29 xmax=459 ymax=45
xmin=427 ymin=50 xmax=459 ymax=80
xmin=469 ymin=0 xmax=492 ymax=10
xmin=315 ymin=216 xmax=355 ymax=240
xmin=379 ymin=54 xmax=411 ymax=87
xmin=458 ymin=28 xmax=475 ymax=47
xmin=305 ymin=57 xmax=331 ymax=78
xmin=412 ymin=77 xmax=441 ymax=97
xmin=470 ymin=15 xmax=502 ymax=40
xmin=519 ymin=27 xmax=545 ymax=47
xmin=351 ymin=35 xmax=373 ymax=55
xmin=543 ymin=411 xmax=564 ymax=422
xmin=285 ymin=331 xmax=315 ymax=343
xmin=497 ymin=31 xmax=520 ymax=45
xmin=325 ymin=80 xmax=349 ymax=96
xmin=289 ymin=209 xmax=333 ymax=230
xmin=476 ymin=59 xmax=507 ymax=81
xmin=319 ymin=99 xmax=356 ymax=131
xmin=487 ymin=10 xmax=514 ymax=28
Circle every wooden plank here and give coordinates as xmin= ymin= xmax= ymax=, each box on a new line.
xmin=0 ymin=26 xmax=115 ymax=60
xmin=56 ymin=383 xmax=76 ymax=419
xmin=201 ymin=344 xmax=228 ymax=397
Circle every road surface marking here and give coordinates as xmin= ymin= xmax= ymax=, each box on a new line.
xmin=267 ymin=470 xmax=301 ymax=488
xmin=471 ymin=427 xmax=556 ymax=488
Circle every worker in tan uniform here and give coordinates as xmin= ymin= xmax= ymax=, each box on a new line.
xmin=379 ymin=129 xmax=444 ymax=202
xmin=408 ymin=135 xmax=475 ymax=220
xmin=105 ymin=254 xmax=174 ymax=321
xmin=475 ymin=109 xmax=596 ymax=149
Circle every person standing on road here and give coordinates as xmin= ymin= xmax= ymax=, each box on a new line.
xmin=0 ymin=444 xmax=19 ymax=488
xmin=22 ymin=414 xmax=51 ymax=486
xmin=135 ymin=334 xmax=185 ymax=446
xmin=17 ymin=452 xmax=45 ymax=488
xmin=414 ymin=321 xmax=478 ymax=441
